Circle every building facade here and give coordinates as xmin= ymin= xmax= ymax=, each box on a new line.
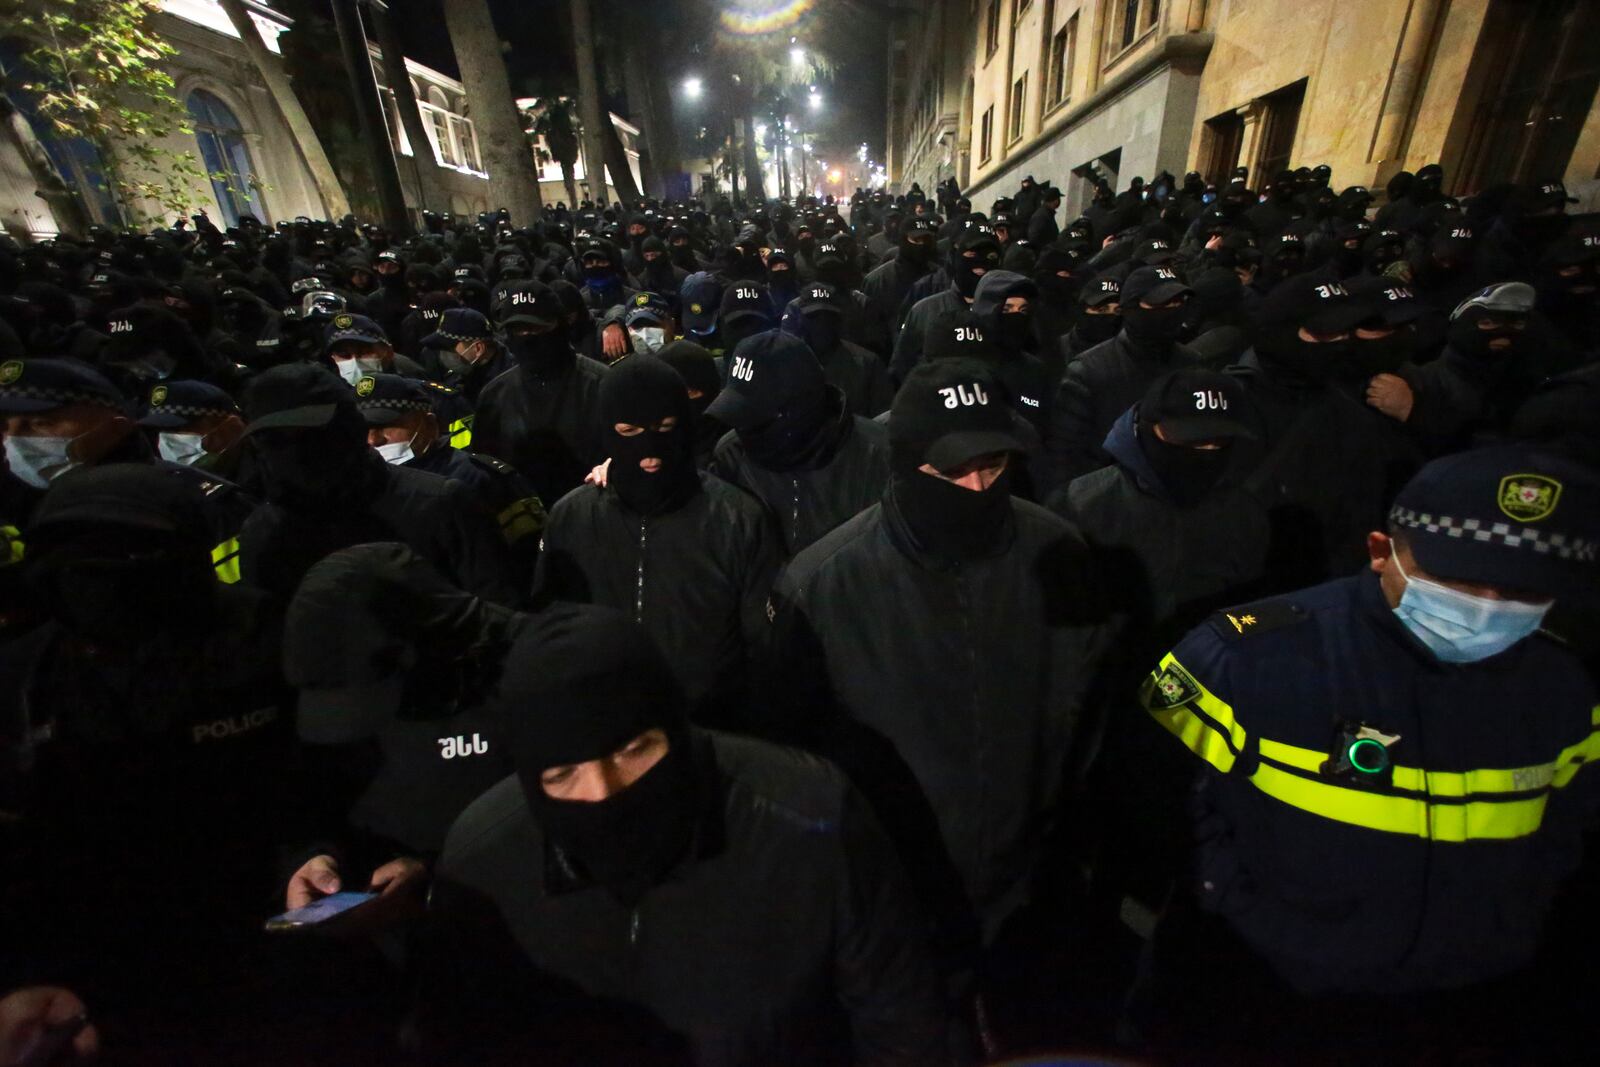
xmin=885 ymin=0 xmax=1600 ymax=212
xmin=1 ymin=0 xmax=492 ymax=241
xmin=884 ymin=0 xmax=975 ymax=199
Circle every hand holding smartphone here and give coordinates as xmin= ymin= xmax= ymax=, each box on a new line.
xmin=264 ymin=891 xmax=378 ymax=932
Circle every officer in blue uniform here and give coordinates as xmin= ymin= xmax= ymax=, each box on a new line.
xmin=1139 ymin=444 xmax=1599 ymax=1063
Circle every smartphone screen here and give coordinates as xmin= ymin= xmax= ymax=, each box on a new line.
xmin=265 ymin=891 xmax=378 ymax=931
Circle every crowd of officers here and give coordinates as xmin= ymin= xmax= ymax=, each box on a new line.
xmin=1 ymin=159 xmax=1599 ymax=1066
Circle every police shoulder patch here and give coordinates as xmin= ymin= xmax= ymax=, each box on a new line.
xmin=1206 ymin=598 xmax=1308 ymax=642
xmin=1145 ymin=660 xmax=1201 ymax=710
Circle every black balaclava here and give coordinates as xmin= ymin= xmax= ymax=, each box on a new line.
xmin=253 ymin=409 xmax=376 ymax=510
xmin=599 ymin=355 xmax=699 ymax=516
xmin=719 ymin=312 xmax=771 ymax=356
xmin=1346 ymin=326 xmax=1416 ymax=381
xmin=504 ymin=326 xmax=574 ymax=377
xmin=1255 ymin=319 xmax=1349 ymax=381
xmin=1122 ymin=297 xmax=1190 ymax=348
xmin=888 ymin=360 xmax=1016 ymax=563
xmin=27 ymin=465 xmax=217 ymax=645
xmin=799 ymin=307 xmax=845 ymax=357
xmin=951 ymin=229 xmax=1001 ymax=300
xmin=1135 ymin=415 xmax=1231 ymax=507
xmin=1447 ymin=306 xmax=1530 ymax=367
xmin=898 ymin=226 xmax=934 ymax=271
xmin=504 ymin=606 xmax=699 ymax=906
xmin=1032 ymin=248 xmax=1082 ymax=308
xmin=766 ymin=253 xmax=800 ymax=310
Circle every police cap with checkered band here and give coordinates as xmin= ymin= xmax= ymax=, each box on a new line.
xmin=1388 ymin=444 xmax=1598 ymax=598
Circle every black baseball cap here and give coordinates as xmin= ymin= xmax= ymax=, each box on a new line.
xmin=241 ymin=361 xmax=354 ymax=434
xmin=719 ymin=281 xmax=773 ymax=325
xmin=705 ymin=330 xmax=824 ymax=428
xmin=891 ymin=357 xmax=1038 ymax=470
xmin=1138 ymin=369 xmax=1255 ymax=446
xmin=1081 ymin=273 xmax=1123 ymax=308
xmin=1388 ymin=444 xmax=1598 ymax=598
xmin=1346 ymin=276 xmax=1431 ymax=327
xmin=796 ymin=282 xmax=845 ymax=318
xmin=352 ymin=373 xmax=433 ymax=426
xmin=0 ymin=357 xmax=125 ymax=415
xmin=138 ymin=380 xmax=240 ymax=429
xmin=1135 ymin=238 xmax=1176 ymax=266
xmin=492 ymin=280 xmax=561 ymax=329
xmin=924 ymin=310 xmax=1000 ymax=363
xmin=28 ymin=463 xmax=208 ymax=544
xmin=1122 ymin=265 xmax=1192 ymax=307
xmin=1254 ymin=273 xmax=1370 ymax=333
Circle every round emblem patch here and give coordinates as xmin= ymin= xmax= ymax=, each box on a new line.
xmin=0 ymin=360 xmax=21 ymax=386
xmin=1499 ymin=474 xmax=1561 ymax=522
xmin=635 ymin=294 xmax=650 ymax=307
xmin=690 ymin=303 xmax=703 ymax=315
xmin=333 ymin=313 xmax=355 ymax=330
xmin=150 ymin=385 xmax=169 ymax=406
xmin=355 ymin=376 xmax=377 ymax=397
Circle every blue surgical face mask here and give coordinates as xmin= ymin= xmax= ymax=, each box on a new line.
xmin=374 ymin=433 xmax=417 ymax=466
xmin=4 ymin=433 xmax=80 ymax=489
xmin=1390 ymin=549 xmax=1550 ymax=663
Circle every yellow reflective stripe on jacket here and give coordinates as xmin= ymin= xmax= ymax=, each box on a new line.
xmin=1248 ymin=760 xmax=1551 ymax=842
xmin=1 ymin=525 xmax=22 ymax=566
xmin=1552 ymin=707 xmax=1600 ymax=788
xmin=1250 ymin=707 xmax=1600 ymax=842
xmin=1144 ymin=652 xmax=1247 ymax=774
xmin=448 ymin=415 xmax=474 ymax=449
xmin=1258 ymin=736 xmax=1569 ymax=798
xmin=211 ymin=536 xmax=242 ymax=584
xmin=496 ymin=496 xmax=544 ymax=545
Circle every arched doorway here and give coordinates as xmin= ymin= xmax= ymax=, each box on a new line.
xmin=186 ymin=89 xmax=262 ymax=227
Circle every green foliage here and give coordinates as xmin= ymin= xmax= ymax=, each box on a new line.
xmin=13 ymin=0 xmax=215 ymax=226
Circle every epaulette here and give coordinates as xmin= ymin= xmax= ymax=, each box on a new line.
xmin=1205 ymin=597 xmax=1310 ymax=643
xmin=423 ymin=380 xmax=460 ymax=396
xmin=467 ymin=453 xmax=515 ymax=476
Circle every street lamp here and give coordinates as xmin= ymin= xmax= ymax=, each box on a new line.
xmin=808 ymin=91 xmax=822 ymax=111
xmin=790 ymin=46 xmax=805 ymax=67
xmin=683 ymin=76 xmax=702 ymax=99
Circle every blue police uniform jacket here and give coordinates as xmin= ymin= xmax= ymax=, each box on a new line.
xmin=1143 ymin=573 xmax=1600 ymax=995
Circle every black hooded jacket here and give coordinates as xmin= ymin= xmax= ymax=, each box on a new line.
xmin=422 ymin=731 xmax=948 ymax=1067
xmin=536 ymin=473 xmax=781 ymax=727
xmin=768 ymin=487 xmax=1115 ymax=945
xmin=709 ymin=391 xmax=891 ymax=557
xmin=238 ymin=454 xmax=518 ymax=606
xmin=472 ymin=347 xmax=611 ymax=509
xmin=1048 ymin=329 xmax=1202 ymax=486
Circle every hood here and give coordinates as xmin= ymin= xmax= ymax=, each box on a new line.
xmin=1101 ymin=406 xmax=1173 ymax=502
xmin=971 ymin=269 xmax=1037 ymax=318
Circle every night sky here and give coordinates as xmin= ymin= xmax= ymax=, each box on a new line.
xmin=381 ymin=0 xmax=888 ymax=161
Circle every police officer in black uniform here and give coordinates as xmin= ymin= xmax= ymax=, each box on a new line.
xmin=1137 ymin=445 xmax=1600 ymax=1063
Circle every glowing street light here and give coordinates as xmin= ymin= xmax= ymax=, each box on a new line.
xmin=790 ymin=46 xmax=805 ymax=67
xmin=682 ymin=76 xmax=702 ymax=99
xmin=808 ymin=91 xmax=822 ymax=111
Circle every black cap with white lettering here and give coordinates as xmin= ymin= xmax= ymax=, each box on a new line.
xmin=492 ymin=280 xmax=561 ymax=329
xmin=891 ymin=357 xmax=1038 ymax=470
xmin=1138 ymin=368 xmax=1255 ymax=446
xmin=704 ymin=330 xmax=823 ymax=429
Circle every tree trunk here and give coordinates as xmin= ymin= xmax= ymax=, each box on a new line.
xmin=559 ymin=159 xmax=578 ymax=210
xmin=367 ymin=0 xmax=447 ymax=214
xmin=570 ymin=0 xmax=611 ymax=206
xmin=739 ymin=96 xmax=765 ymax=203
xmin=442 ymin=0 xmax=542 ymax=225
xmin=218 ymin=0 xmax=351 ymax=218
xmin=619 ymin=37 xmax=659 ymax=199
xmin=600 ymin=111 xmax=641 ymax=206
xmin=644 ymin=63 xmax=683 ymax=194
xmin=726 ymin=130 xmax=738 ymax=204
